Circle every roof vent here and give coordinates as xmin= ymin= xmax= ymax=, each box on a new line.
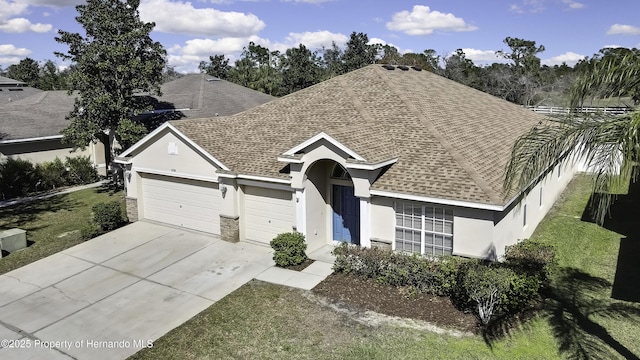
xmin=397 ymin=65 xmax=409 ymax=71
xmin=411 ymin=66 xmax=423 ymax=72
xmin=382 ymin=65 xmax=395 ymax=70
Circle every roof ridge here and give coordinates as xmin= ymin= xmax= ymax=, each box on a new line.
xmin=196 ymin=74 xmax=204 ymax=110
xmin=373 ymin=65 xmax=502 ymax=203
xmin=34 ymin=91 xmax=49 ymax=104
xmin=336 ymin=70 xmax=399 ymax=160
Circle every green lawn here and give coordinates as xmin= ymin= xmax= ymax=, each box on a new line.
xmin=0 ymin=186 xmax=126 ymax=275
xmin=130 ymin=174 xmax=640 ymax=360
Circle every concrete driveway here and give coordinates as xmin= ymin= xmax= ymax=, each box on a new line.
xmin=0 ymin=221 xmax=274 ymax=360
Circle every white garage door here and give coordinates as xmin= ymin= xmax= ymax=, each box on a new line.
xmin=244 ymin=186 xmax=294 ymax=243
xmin=141 ymin=174 xmax=221 ymax=234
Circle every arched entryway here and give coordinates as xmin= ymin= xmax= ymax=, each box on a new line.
xmin=302 ymin=160 xmax=360 ymax=250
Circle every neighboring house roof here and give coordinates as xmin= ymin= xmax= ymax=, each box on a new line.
xmin=169 ymin=65 xmax=551 ymax=206
xmin=0 ymin=74 xmax=275 ymax=142
xmin=0 ymin=91 xmax=75 ymax=141
xmin=152 ymin=74 xmax=275 ymax=118
xmin=0 ymin=76 xmax=42 ymax=104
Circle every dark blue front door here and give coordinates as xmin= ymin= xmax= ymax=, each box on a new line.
xmin=332 ymin=185 xmax=360 ymax=244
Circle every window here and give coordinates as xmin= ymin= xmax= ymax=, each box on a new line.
xmin=539 ymin=187 xmax=543 ymax=207
xmin=395 ymin=203 xmax=453 ymax=256
xmin=523 ymin=204 xmax=527 ymax=227
xmin=331 ymin=164 xmax=351 ymax=180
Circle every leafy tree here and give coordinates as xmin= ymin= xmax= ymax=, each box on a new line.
xmin=37 ymin=60 xmax=67 ymax=90
xmin=376 ymin=44 xmax=402 ymax=64
xmin=495 ymin=37 xmax=546 ymax=106
xmin=162 ymin=65 xmax=182 ymax=83
xmin=198 ymin=54 xmax=231 ymax=79
xmin=504 ymin=47 xmax=640 ymax=224
xmin=6 ymin=57 xmax=39 ymax=87
xmin=55 ymin=0 xmax=166 ymax=164
xmin=228 ymin=42 xmax=282 ymax=96
xmin=321 ymin=41 xmax=344 ymax=78
xmin=443 ymin=49 xmax=480 ymax=89
xmin=342 ymin=32 xmax=378 ymax=74
xmin=497 ymin=37 xmax=545 ymax=74
xmin=280 ymin=44 xmax=323 ymax=94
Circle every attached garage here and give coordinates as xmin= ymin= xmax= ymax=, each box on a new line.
xmin=243 ymin=186 xmax=294 ymax=243
xmin=141 ymin=174 xmax=221 ymax=234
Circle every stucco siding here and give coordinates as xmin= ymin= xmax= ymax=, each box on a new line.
xmin=133 ymin=131 xmax=218 ymax=178
xmin=493 ymin=158 xmax=579 ymax=259
xmin=451 ymin=207 xmax=495 ymax=259
xmin=370 ymin=196 xmax=395 ymax=243
xmin=126 ymin=129 xmax=219 ymax=199
xmin=0 ymin=140 xmax=94 ymax=165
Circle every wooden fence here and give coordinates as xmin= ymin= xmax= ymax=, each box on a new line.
xmin=527 ymin=106 xmax=634 ymax=115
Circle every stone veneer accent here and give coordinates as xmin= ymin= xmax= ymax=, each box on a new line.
xmin=125 ymin=197 xmax=138 ymax=222
xmin=220 ymin=215 xmax=240 ymax=243
xmin=370 ymin=238 xmax=392 ymax=251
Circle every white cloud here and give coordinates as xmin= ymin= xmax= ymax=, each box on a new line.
xmin=562 ymin=0 xmax=584 ymax=9
xmin=166 ymin=30 xmax=348 ymax=73
xmin=0 ymin=0 xmax=28 ymax=20
xmin=179 ymin=36 xmax=265 ymax=56
xmin=15 ymin=0 xmax=82 ymax=6
xmin=0 ymin=17 xmax=52 ymax=32
xmin=0 ymin=43 xmax=31 ymax=56
xmin=139 ymin=0 xmax=265 ymax=37
xmin=509 ymin=0 xmax=544 ymax=14
xmin=281 ymin=0 xmax=335 ymax=3
xmin=284 ymin=31 xmax=348 ymax=49
xmin=460 ymin=48 xmax=502 ymax=63
xmin=604 ymin=44 xmax=622 ymax=49
xmin=0 ymin=56 xmax=22 ymax=66
xmin=387 ymin=5 xmax=477 ymax=36
xmin=606 ymin=24 xmax=640 ymax=36
xmin=542 ymin=51 xmax=585 ymax=66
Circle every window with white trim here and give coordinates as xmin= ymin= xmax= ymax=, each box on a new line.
xmin=395 ymin=202 xmax=453 ymax=256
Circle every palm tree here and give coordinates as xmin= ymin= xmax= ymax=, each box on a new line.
xmin=504 ymin=49 xmax=640 ymax=225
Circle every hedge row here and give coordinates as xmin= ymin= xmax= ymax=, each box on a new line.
xmin=0 ymin=156 xmax=98 ymax=200
xmin=332 ymin=240 xmax=556 ymax=325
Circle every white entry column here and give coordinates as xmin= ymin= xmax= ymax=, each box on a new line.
xmin=359 ymin=197 xmax=371 ymax=247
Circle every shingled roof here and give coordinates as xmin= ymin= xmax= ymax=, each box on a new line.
xmin=170 ymin=65 xmax=551 ymax=206
xmin=0 ymin=74 xmax=274 ymax=141
xmin=0 ymin=76 xmax=42 ymax=103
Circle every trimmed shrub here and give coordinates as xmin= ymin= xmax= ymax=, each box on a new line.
xmin=0 ymin=157 xmax=37 ymax=199
xmin=92 ymin=201 xmax=126 ymax=231
xmin=36 ymin=157 xmax=68 ymax=190
xmin=65 ymin=156 xmax=98 ymax=185
xmin=501 ymin=273 xmax=541 ymax=314
xmin=332 ymin=243 xmax=470 ymax=297
xmin=79 ymin=220 xmax=101 ymax=240
xmin=270 ymin=232 xmax=307 ymax=267
xmin=504 ymin=239 xmax=557 ymax=285
xmin=462 ymin=264 xmax=514 ymax=325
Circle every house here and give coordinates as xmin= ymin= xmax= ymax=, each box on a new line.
xmin=117 ymin=65 xmax=578 ymax=260
xmin=0 ymin=89 xmax=100 ymax=166
xmin=0 ymin=74 xmax=274 ymax=175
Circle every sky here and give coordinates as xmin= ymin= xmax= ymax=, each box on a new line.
xmin=1 ymin=0 xmax=639 ymax=73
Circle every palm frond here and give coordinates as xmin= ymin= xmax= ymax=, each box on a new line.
xmin=570 ymin=51 xmax=640 ymax=108
xmin=504 ymin=112 xmax=640 ymax=224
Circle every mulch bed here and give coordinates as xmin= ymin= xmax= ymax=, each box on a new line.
xmin=279 ymin=258 xmax=315 ymax=272
xmin=313 ymin=272 xmax=479 ymax=334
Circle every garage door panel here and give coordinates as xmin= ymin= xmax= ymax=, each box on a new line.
xmin=244 ymin=187 xmax=294 ymax=243
xmin=141 ymin=174 xmax=220 ymax=234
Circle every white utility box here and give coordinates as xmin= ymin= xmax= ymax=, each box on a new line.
xmin=0 ymin=228 xmax=27 ymax=253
